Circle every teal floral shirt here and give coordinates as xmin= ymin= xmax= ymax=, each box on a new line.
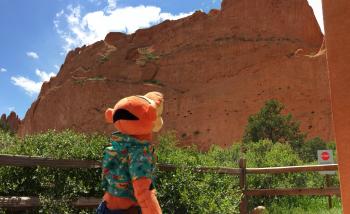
xmin=101 ymin=132 xmax=157 ymax=201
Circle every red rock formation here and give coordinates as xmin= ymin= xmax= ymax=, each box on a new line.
xmin=19 ymin=0 xmax=331 ymax=149
xmin=323 ymin=0 xmax=350 ymax=211
xmin=1 ymin=112 xmax=21 ymax=133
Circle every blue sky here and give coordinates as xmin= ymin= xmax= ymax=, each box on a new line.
xmin=0 ymin=0 xmax=323 ymax=119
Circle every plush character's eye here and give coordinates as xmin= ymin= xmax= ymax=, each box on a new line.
xmin=113 ymin=109 xmax=139 ymax=122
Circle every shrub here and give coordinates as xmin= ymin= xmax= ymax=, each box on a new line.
xmin=0 ymin=129 xmax=339 ymax=213
xmin=242 ymin=99 xmax=305 ymax=151
xmin=157 ymin=168 xmax=241 ymax=214
xmin=242 ymin=99 xmax=337 ymax=163
xmin=242 ymin=140 xmax=340 ymax=212
xmin=0 ymin=130 xmax=106 ymax=214
xmin=136 ymin=47 xmax=160 ymax=66
xmin=0 ymin=130 xmax=242 ymax=213
xmin=156 ymin=133 xmax=242 ymax=213
xmin=299 ymin=137 xmax=328 ymax=162
xmin=0 ymin=130 xmax=14 ymax=150
xmin=0 ymin=121 xmax=11 ymax=134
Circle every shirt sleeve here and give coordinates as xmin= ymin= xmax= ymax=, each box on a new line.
xmin=101 ymin=147 xmax=115 ymax=191
xmin=129 ymin=146 xmax=155 ymax=181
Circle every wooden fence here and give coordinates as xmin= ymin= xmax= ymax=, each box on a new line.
xmin=0 ymin=154 xmax=339 ymax=213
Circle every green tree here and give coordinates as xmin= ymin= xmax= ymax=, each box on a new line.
xmin=299 ymin=137 xmax=327 ymax=162
xmin=0 ymin=120 xmax=9 ymax=133
xmin=242 ymin=99 xmax=305 ymax=151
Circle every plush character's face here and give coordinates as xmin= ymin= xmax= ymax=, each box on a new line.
xmin=105 ymin=92 xmax=164 ymax=135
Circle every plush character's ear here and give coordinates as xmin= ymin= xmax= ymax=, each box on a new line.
xmin=152 ymin=117 xmax=163 ymax=132
xmin=144 ymin=92 xmax=163 ymax=106
xmin=145 ymin=91 xmax=164 ymax=115
xmin=105 ymin=108 xmax=114 ymax=123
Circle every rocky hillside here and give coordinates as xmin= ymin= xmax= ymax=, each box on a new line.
xmin=18 ymin=0 xmax=332 ymax=149
xmin=1 ymin=112 xmax=21 ymax=133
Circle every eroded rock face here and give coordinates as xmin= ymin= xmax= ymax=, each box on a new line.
xmin=1 ymin=112 xmax=21 ymax=133
xmin=18 ymin=0 xmax=332 ymax=149
xmin=322 ymin=0 xmax=350 ymax=211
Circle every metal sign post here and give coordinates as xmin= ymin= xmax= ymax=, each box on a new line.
xmin=317 ymin=150 xmax=335 ymax=209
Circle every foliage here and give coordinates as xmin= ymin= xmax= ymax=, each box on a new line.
xmin=157 ymin=168 xmax=241 ymax=214
xmin=242 ymin=99 xmax=336 ymax=163
xmin=0 ymin=130 xmax=107 ymax=159
xmin=156 ymin=133 xmax=242 ymax=213
xmin=0 ymin=121 xmax=11 ymax=134
xmin=241 ymin=139 xmax=341 ymax=213
xmin=0 ymin=130 xmax=107 ymax=214
xmin=0 ymin=130 xmax=15 ymax=150
xmin=0 ymin=126 xmax=340 ymax=213
xmin=0 ymin=130 xmax=242 ymax=213
xmin=98 ymin=55 xmax=109 ymax=64
xmin=299 ymin=137 xmax=328 ymax=162
xmin=268 ymin=196 xmax=342 ymax=214
xmin=242 ymin=99 xmax=305 ymax=151
xmin=241 ymin=100 xmax=340 ymax=212
xmin=136 ymin=47 xmax=160 ymax=66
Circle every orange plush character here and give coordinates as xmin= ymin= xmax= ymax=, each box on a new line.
xmin=97 ymin=92 xmax=163 ymax=214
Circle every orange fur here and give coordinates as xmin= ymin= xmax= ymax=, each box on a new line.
xmin=112 ymin=96 xmax=157 ymax=135
xmin=133 ymin=178 xmax=162 ymax=214
xmin=103 ymin=193 xmax=138 ymax=210
xmin=103 ymin=92 xmax=163 ymax=213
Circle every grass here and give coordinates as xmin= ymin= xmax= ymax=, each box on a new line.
xmin=268 ymin=196 xmax=342 ymax=213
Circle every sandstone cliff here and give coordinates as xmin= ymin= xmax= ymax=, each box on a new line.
xmin=18 ymin=0 xmax=332 ymax=149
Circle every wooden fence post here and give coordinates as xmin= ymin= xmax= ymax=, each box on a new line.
xmin=239 ymin=158 xmax=248 ymax=214
xmin=326 ymin=175 xmax=333 ymax=209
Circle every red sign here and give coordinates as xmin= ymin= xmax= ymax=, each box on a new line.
xmin=321 ymin=151 xmax=330 ymax=161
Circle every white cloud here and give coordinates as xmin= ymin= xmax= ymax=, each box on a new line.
xmin=11 ymin=76 xmax=42 ymax=95
xmin=11 ymin=69 xmax=56 ymax=96
xmin=54 ymin=64 xmax=60 ymax=70
xmin=0 ymin=68 xmax=6 ymax=72
xmin=8 ymin=107 xmax=15 ymax=112
xmin=35 ymin=69 xmax=56 ymax=82
xmin=307 ymin=0 xmax=324 ymax=33
xmin=26 ymin=51 xmax=39 ymax=59
xmin=55 ymin=3 xmax=193 ymax=52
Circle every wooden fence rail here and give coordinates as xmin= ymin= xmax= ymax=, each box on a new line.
xmin=245 ymin=188 xmax=340 ymax=197
xmin=0 ymin=154 xmax=101 ymax=169
xmin=0 ymin=154 xmax=340 ymax=213
xmin=0 ymin=197 xmax=100 ymax=209
xmin=246 ymin=164 xmax=338 ymax=174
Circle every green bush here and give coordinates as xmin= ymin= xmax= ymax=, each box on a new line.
xmin=0 ymin=130 xmax=242 ymax=213
xmin=0 ymin=130 xmax=106 ymax=214
xmin=0 ymin=122 xmax=12 ymax=135
xmin=0 ymin=130 xmax=15 ymax=150
xmin=0 ymin=128 xmax=340 ymax=213
xmin=241 ymin=139 xmax=341 ymax=213
xmin=156 ymin=133 xmax=241 ymax=213
xmin=157 ymin=168 xmax=241 ymax=214
xmin=299 ymin=137 xmax=327 ymax=162
xmin=243 ymin=99 xmax=305 ymax=148
xmin=243 ymin=99 xmax=336 ymax=163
